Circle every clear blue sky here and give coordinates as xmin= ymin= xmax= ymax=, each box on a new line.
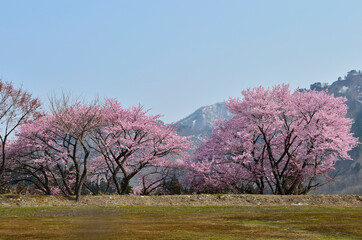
xmin=1 ymin=1 xmax=362 ymax=123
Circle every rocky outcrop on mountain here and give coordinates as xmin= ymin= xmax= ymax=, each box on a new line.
xmin=175 ymin=102 xmax=232 ymax=144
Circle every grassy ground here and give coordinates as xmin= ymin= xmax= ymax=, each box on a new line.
xmin=0 ymin=206 xmax=361 ymax=239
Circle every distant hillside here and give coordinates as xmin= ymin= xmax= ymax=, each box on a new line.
xmin=313 ymin=70 xmax=362 ymax=194
xmin=176 ymin=70 xmax=362 ymax=194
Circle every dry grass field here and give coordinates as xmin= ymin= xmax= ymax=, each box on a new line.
xmin=0 ymin=195 xmax=361 ymax=239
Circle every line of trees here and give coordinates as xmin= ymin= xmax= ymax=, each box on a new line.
xmin=5 ymin=97 xmax=189 ymax=200
xmin=0 ymin=80 xmax=358 ymax=199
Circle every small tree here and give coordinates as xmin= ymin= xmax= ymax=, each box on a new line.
xmin=192 ymin=85 xmax=359 ymax=194
xmin=0 ymin=79 xmax=41 ymax=178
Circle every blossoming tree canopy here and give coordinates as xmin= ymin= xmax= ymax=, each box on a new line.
xmin=12 ymin=101 xmax=102 ymax=200
xmin=192 ymin=84 xmax=359 ymax=195
xmin=92 ymin=99 xmax=190 ymax=194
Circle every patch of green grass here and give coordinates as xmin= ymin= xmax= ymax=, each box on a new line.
xmin=0 ymin=206 xmax=360 ymax=239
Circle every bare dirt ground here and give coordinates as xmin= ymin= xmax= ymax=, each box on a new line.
xmin=0 ymin=194 xmax=361 ymax=207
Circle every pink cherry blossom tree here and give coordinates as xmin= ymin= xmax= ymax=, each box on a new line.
xmin=49 ymin=96 xmax=102 ymax=200
xmin=0 ymin=79 xmax=41 ymax=178
xmin=12 ymin=97 xmax=102 ymax=200
xmin=192 ymin=85 xmax=359 ymax=194
xmin=91 ymin=99 xmax=190 ymax=195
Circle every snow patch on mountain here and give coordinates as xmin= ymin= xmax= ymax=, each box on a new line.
xmin=339 ymin=86 xmax=349 ymax=94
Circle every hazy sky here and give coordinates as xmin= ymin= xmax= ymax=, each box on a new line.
xmin=1 ymin=1 xmax=362 ymax=123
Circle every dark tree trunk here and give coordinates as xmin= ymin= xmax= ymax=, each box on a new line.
xmin=120 ymin=178 xmax=130 ymax=194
